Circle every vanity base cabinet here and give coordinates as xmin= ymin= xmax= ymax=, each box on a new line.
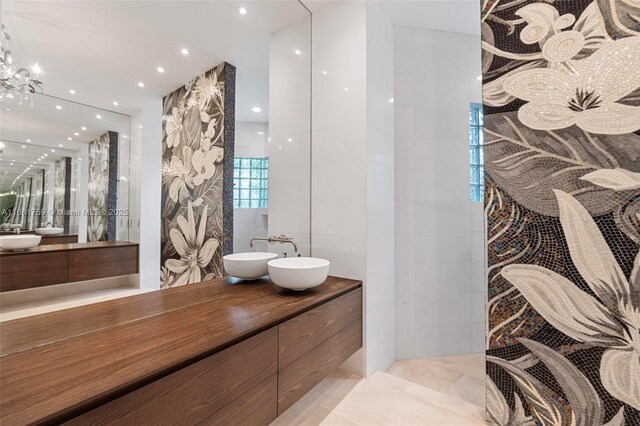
xmin=278 ymin=320 xmax=362 ymax=414
xmin=69 ymin=246 xmax=138 ymax=282
xmin=62 ymin=286 xmax=362 ymax=426
xmin=66 ymin=328 xmax=278 ymax=426
xmin=0 ymin=252 xmax=69 ymax=292
xmin=198 ymin=374 xmax=277 ymax=426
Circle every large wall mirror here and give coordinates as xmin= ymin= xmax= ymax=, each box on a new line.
xmin=0 ymin=95 xmax=131 ymax=242
xmin=0 ymin=1 xmax=311 ymax=318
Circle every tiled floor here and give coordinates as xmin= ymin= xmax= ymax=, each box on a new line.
xmin=387 ymin=354 xmax=485 ymax=408
xmin=274 ymin=354 xmax=486 ymax=426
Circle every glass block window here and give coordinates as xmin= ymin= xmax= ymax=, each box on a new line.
xmin=470 ymin=103 xmax=484 ymax=202
xmin=233 ymin=158 xmax=268 ymax=208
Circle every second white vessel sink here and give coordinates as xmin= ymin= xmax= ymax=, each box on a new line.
xmin=36 ymin=227 xmax=64 ymax=235
xmin=0 ymin=235 xmax=42 ymax=251
xmin=268 ymin=257 xmax=330 ymax=291
xmin=223 ymin=252 xmax=278 ymax=280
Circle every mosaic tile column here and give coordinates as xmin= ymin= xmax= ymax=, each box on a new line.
xmin=482 ymin=1 xmax=640 ymax=424
xmin=160 ymin=62 xmax=235 ymax=288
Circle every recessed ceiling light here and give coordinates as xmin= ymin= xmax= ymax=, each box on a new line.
xmin=294 ymin=49 xmax=302 ymax=55
xmin=137 ymin=81 xmax=145 ymax=88
xmin=251 ymin=106 xmax=262 ymax=113
xmin=26 ymin=139 xmax=31 ymax=142
xmin=238 ymin=6 xmax=248 ymax=15
xmin=138 ymin=125 xmax=143 ymax=129
xmin=81 ymin=126 xmax=87 ymax=131
xmin=288 ymin=138 xmax=293 ymax=142
xmin=113 ymin=101 xmax=119 ymax=106
xmin=257 ymin=131 xmax=264 ymax=135
xmin=69 ymin=89 xmax=76 ymax=95
xmin=157 ymin=66 xmax=165 ymax=73
xmin=322 ymin=71 xmax=327 ymax=75
xmin=55 ymin=105 xmax=62 ymax=110
xmin=96 ymin=114 xmax=102 ymax=119
xmin=59 ymin=144 xmax=63 ymax=147
xmin=67 ymin=137 xmax=72 ymax=141
xmin=74 ymin=132 xmax=79 ymax=136
xmin=122 ymin=135 xmax=128 ymax=138
xmin=21 ymin=145 xmax=26 ymax=149
xmin=181 ymin=48 xmax=189 ymax=56
xmin=344 ymin=87 xmax=349 ymax=91
xmin=44 ymin=154 xmax=48 ymax=157
xmin=51 ymin=149 xmax=55 ymax=152
xmin=388 ymin=98 xmax=394 ymax=103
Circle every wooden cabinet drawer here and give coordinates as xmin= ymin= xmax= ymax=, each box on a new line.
xmin=66 ymin=327 xmax=277 ymax=426
xmin=0 ymin=252 xmax=69 ymax=292
xmin=40 ymin=235 xmax=79 ymax=245
xmin=278 ymin=288 xmax=362 ymax=368
xmin=198 ymin=375 xmax=277 ymax=426
xmin=69 ymin=246 xmax=138 ymax=282
xmin=278 ymin=319 xmax=362 ymax=414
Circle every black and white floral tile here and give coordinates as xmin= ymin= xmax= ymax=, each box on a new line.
xmin=52 ymin=157 xmax=70 ymax=231
xmin=87 ymin=131 xmax=117 ymax=242
xmin=160 ymin=62 xmax=235 ymax=288
xmin=482 ymin=1 xmax=640 ymax=424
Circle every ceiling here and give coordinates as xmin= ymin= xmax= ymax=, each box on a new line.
xmin=303 ymin=0 xmax=480 ymax=35
xmin=2 ymin=1 xmax=310 ymax=122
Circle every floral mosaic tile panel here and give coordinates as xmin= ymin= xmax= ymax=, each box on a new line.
xmin=482 ymin=1 xmax=640 ymax=424
xmin=87 ymin=132 xmax=117 ymax=242
xmin=160 ymin=62 xmax=235 ymax=288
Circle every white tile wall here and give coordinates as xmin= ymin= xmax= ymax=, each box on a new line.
xmin=393 ymin=26 xmax=485 ymax=359
xmin=311 ymin=0 xmax=395 ymax=376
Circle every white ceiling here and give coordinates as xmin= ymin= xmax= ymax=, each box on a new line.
xmin=2 ymin=0 xmax=310 ymax=122
xmin=303 ymin=0 xmax=480 ymax=35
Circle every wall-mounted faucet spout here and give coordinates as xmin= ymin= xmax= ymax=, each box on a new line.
xmin=250 ymin=234 xmax=298 ymax=253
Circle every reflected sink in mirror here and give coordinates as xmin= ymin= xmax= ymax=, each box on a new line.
xmin=268 ymin=257 xmax=330 ymax=291
xmin=0 ymin=235 xmax=42 ymax=251
xmin=223 ymin=252 xmax=278 ymax=280
xmin=36 ymin=227 xmax=64 ymax=236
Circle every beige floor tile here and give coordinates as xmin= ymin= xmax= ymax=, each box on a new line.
xmin=387 ymin=354 xmax=485 ymax=408
xmin=319 ymin=372 xmax=485 ymax=426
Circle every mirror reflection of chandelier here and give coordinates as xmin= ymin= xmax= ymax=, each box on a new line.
xmin=0 ymin=24 xmax=43 ymax=107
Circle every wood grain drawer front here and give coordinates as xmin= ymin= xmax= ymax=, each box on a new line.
xmin=278 ymin=288 xmax=362 ymax=368
xmin=66 ymin=327 xmax=278 ymax=426
xmin=69 ymin=246 xmax=138 ymax=282
xmin=278 ymin=319 xmax=362 ymax=414
xmin=198 ymin=374 xmax=277 ymax=426
xmin=40 ymin=235 xmax=78 ymax=245
xmin=0 ymin=252 xmax=69 ymax=292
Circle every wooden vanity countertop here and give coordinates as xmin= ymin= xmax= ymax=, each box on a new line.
xmin=0 ymin=240 xmax=137 ymax=256
xmin=0 ymin=275 xmax=362 ymax=425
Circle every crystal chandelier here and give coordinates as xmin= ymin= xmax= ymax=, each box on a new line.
xmin=0 ymin=24 xmax=43 ymax=107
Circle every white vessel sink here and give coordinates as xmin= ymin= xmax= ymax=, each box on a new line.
xmin=268 ymin=257 xmax=330 ymax=291
xmin=0 ymin=235 xmax=42 ymax=251
xmin=36 ymin=227 xmax=64 ymax=235
xmin=224 ymin=252 xmax=278 ymax=280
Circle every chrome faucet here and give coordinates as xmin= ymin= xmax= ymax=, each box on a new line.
xmin=13 ymin=227 xmax=20 ymax=235
xmin=250 ymin=234 xmax=298 ymax=253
